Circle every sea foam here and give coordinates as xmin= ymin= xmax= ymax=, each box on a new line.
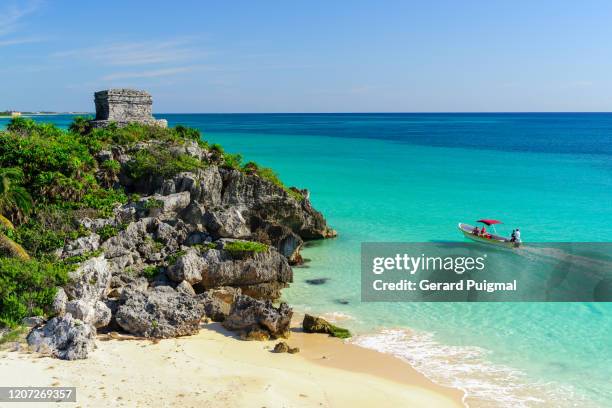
xmin=351 ymin=329 xmax=592 ymax=408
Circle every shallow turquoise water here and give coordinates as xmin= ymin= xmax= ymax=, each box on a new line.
xmin=4 ymin=113 xmax=611 ymax=407
xmin=191 ymin=130 xmax=612 ymax=407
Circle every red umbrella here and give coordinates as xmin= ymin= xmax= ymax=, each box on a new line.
xmin=477 ymin=219 xmax=503 ymax=226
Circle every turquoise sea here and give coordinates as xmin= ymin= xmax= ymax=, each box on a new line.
xmin=3 ymin=113 xmax=612 ymax=407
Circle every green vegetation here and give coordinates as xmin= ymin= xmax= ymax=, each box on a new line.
xmin=224 ymin=240 xmax=269 ymax=258
xmin=242 ymin=161 xmax=304 ymax=201
xmin=61 ymin=249 xmax=104 ymax=267
xmin=327 ymin=324 xmax=352 ymax=339
xmin=0 ymin=325 xmax=27 ymax=346
xmin=97 ymin=224 xmax=119 ymax=241
xmin=0 ymin=258 xmax=68 ymax=327
xmin=0 ymin=116 xmax=300 ymax=328
xmin=125 ymin=148 xmax=204 ymax=180
xmin=166 ymin=250 xmax=187 ymax=266
xmin=141 ymin=265 xmax=160 ymax=280
xmin=190 ymin=242 xmax=217 ymax=252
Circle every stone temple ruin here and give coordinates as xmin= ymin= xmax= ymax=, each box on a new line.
xmin=90 ymin=89 xmax=167 ymax=128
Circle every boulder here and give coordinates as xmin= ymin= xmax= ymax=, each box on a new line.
xmin=101 ymin=218 xmax=156 ymax=259
xmin=139 ymin=191 xmax=191 ymax=217
xmin=65 ymin=299 xmax=112 ymax=328
xmin=302 ymin=314 xmax=351 ymax=339
xmin=115 ymin=286 xmax=205 ymax=338
xmin=64 ymin=255 xmax=111 ymax=303
xmin=22 ymin=316 xmax=45 ymax=328
xmin=167 ymin=249 xmax=205 ymax=284
xmin=273 ymin=341 xmax=300 ymax=354
xmin=27 ymin=315 xmax=96 ymax=360
xmin=198 ymin=248 xmax=292 ymax=299
xmin=197 ymin=287 xmax=241 ymax=322
xmin=60 ymin=234 xmax=101 ymax=258
xmin=222 ymin=295 xmax=292 ymax=339
xmin=176 ymin=280 xmax=196 ymax=296
xmin=203 ymin=208 xmax=251 ymax=238
xmin=51 ymin=287 xmax=68 ymax=316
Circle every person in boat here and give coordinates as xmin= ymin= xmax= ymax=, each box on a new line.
xmin=473 ymin=226 xmax=480 ymax=235
xmin=510 ymin=229 xmax=516 ymax=242
xmin=514 ymin=228 xmax=521 ymax=243
xmin=480 ymin=225 xmax=487 ymax=236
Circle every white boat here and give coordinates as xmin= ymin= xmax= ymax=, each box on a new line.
xmin=458 ymin=219 xmax=520 ymax=248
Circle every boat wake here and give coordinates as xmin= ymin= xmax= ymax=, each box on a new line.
xmin=351 ymin=328 xmax=594 ymax=408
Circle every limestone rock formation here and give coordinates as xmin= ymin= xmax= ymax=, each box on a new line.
xmin=90 ymin=89 xmax=167 ymax=128
xmin=27 ymin=314 xmax=96 ymax=360
xmin=64 ymin=255 xmax=111 ymax=304
xmin=222 ymin=294 xmax=292 ymax=339
xmin=197 ymin=287 xmax=241 ymax=322
xmin=115 ymin=286 xmax=205 ymax=338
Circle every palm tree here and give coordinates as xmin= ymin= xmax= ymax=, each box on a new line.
xmin=0 ymin=168 xmax=32 ymax=260
xmin=0 ymin=168 xmax=33 ymax=223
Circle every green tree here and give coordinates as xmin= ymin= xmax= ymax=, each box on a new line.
xmin=0 ymin=168 xmax=32 ymax=260
xmin=0 ymin=168 xmax=33 ymax=223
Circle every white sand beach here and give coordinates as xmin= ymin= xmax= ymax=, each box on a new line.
xmin=0 ymin=320 xmax=465 ymax=408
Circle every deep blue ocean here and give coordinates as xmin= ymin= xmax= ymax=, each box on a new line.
xmin=3 ymin=113 xmax=612 ymax=407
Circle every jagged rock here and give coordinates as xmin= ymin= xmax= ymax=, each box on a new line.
xmin=102 ymin=218 xmax=155 ymax=259
xmin=139 ymin=192 xmax=191 ymax=217
xmin=196 ymin=248 xmax=292 ymax=300
xmin=168 ymin=141 xmax=207 ymax=162
xmin=302 ymin=314 xmax=351 ymax=339
xmin=197 ymin=287 xmax=241 ymax=322
xmin=249 ymin=219 xmax=303 ymax=264
xmin=176 ymin=280 xmax=196 ymax=296
xmin=185 ymin=232 xmax=210 ymax=246
xmin=222 ymin=295 xmax=292 ymax=339
xmin=160 ymin=167 xmax=222 ymax=205
xmin=101 ymin=218 xmax=185 ymax=271
xmin=220 ymin=169 xmax=334 ymax=240
xmin=167 ymin=249 xmax=205 ymax=284
xmin=204 ymin=208 xmax=251 ymax=238
xmin=273 ymin=341 xmax=300 ymax=354
xmin=79 ymin=217 xmax=117 ymax=232
xmin=22 ymin=316 xmax=45 ymax=328
xmin=27 ymin=315 xmax=96 ymax=360
xmin=64 ymin=255 xmax=111 ymax=303
xmin=110 ymin=275 xmax=149 ymax=298
xmin=51 ymin=287 xmax=67 ymax=316
xmin=60 ymin=234 xmax=100 ymax=258
xmin=115 ymin=286 xmax=205 ymax=338
xmin=65 ymin=299 xmax=111 ymax=329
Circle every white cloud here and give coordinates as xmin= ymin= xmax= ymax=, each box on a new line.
xmin=0 ymin=0 xmax=42 ymax=37
xmin=54 ymin=38 xmax=207 ymax=66
xmin=0 ymin=37 xmax=44 ymax=47
xmin=101 ymin=67 xmax=196 ymax=81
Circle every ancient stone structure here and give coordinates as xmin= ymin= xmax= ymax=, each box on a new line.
xmin=90 ymin=89 xmax=167 ymax=128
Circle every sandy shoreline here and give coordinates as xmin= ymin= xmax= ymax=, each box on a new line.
xmin=0 ymin=319 xmax=465 ymax=408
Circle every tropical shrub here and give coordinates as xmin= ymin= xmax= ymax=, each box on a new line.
xmin=0 ymin=258 xmax=68 ymax=327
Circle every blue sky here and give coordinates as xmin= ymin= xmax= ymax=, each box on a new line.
xmin=1 ymin=0 xmax=612 ymax=112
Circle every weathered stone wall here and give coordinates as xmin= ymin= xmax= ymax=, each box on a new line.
xmin=90 ymin=89 xmax=167 ymax=128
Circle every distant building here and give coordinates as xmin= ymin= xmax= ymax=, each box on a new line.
xmin=89 ymin=89 xmax=167 ymax=128
xmin=10 ymin=111 xmax=21 ymax=117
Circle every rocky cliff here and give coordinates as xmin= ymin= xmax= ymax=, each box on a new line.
xmin=16 ymin=91 xmax=335 ymax=359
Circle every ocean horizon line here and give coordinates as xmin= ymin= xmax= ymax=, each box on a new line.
xmin=11 ymin=111 xmax=612 ymax=116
